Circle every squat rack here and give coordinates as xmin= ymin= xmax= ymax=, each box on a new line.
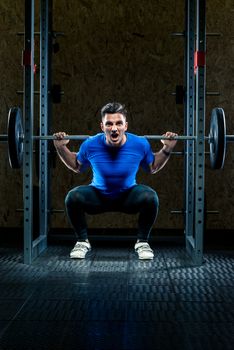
xmin=23 ymin=0 xmax=52 ymax=263
xmin=22 ymin=0 xmax=207 ymax=265
xmin=184 ymin=0 xmax=206 ymax=265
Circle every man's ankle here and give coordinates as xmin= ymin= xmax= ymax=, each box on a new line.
xmin=137 ymin=239 xmax=148 ymax=243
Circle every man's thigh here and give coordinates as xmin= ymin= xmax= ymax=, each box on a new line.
xmin=69 ymin=185 xmax=107 ymax=214
xmin=120 ymin=184 xmax=158 ymax=214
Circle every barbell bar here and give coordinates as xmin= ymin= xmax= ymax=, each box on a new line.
xmin=4 ymin=106 xmax=229 ymax=170
xmin=33 ymin=135 xmax=198 ymax=141
xmin=33 ymin=135 xmax=91 ymax=140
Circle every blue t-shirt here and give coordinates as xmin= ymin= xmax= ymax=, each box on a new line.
xmin=76 ymin=132 xmax=154 ymax=198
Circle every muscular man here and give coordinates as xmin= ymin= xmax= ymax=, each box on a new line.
xmin=53 ymin=102 xmax=177 ymax=260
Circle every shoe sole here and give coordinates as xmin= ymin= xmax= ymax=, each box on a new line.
xmin=70 ymin=254 xmax=86 ymax=259
xmin=70 ymin=249 xmax=91 ymax=259
xmin=135 ymin=250 xmax=154 ymax=260
xmin=138 ymin=256 xmax=154 ymax=260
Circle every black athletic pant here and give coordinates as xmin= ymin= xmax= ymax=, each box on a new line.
xmin=65 ymin=184 xmax=159 ymax=241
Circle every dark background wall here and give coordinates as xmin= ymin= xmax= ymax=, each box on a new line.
xmin=0 ymin=0 xmax=233 ymax=232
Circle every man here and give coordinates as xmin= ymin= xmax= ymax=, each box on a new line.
xmin=53 ymin=102 xmax=177 ymax=260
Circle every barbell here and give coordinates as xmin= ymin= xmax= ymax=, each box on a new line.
xmin=1 ymin=106 xmax=232 ymax=170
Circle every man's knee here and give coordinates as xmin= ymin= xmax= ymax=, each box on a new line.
xmin=65 ymin=188 xmax=83 ymax=208
xmin=142 ymin=190 xmax=159 ymax=208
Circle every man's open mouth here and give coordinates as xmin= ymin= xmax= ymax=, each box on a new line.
xmin=111 ymin=133 xmax=119 ymax=140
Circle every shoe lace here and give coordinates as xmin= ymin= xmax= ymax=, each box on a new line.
xmin=136 ymin=243 xmax=153 ymax=253
xmin=74 ymin=243 xmax=89 ymax=252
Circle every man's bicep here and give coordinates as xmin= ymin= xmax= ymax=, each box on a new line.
xmin=148 ymin=162 xmax=157 ymax=174
xmin=69 ymin=152 xmax=82 ymax=173
xmin=140 ymin=160 xmax=154 ymax=173
xmin=76 ymin=153 xmax=90 ymax=173
xmin=140 ymin=150 xmax=155 ymax=173
xmin=76 ymin=158 xmax=83 ymax=172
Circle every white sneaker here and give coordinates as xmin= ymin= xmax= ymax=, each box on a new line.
xmin=70 ymin=241 xmax=91 ymax=259
xmin=134 ymin=242 xmax=154 ymax=260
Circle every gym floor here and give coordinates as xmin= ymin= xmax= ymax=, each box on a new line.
xmin=0 ymin=239 xmax=233 ymax=350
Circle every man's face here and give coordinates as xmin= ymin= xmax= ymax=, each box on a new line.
xmin=101 ymin=113 xmax=128 ymax=147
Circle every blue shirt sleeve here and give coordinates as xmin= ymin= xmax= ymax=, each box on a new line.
xmin=76 ymin=140 xmax=90 ymax=172
xmin=140 ymin=139 xmax=155 ymax=172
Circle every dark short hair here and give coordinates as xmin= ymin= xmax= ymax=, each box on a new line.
xmin=101 ymin=102 xmax=127 ymax=119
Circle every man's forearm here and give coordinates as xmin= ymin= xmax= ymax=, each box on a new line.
xmin=151 ymin=146 xmax=172 ymax=173
xmin=55 ymin=145 xmax=80 ymax=173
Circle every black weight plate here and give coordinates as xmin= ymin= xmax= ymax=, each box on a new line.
xmin=209 ymin=107 xmax=226 ymax=169
xmin=7 ymin=107 xmax=24 ymax=168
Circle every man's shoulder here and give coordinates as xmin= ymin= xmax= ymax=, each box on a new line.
xmin=79 ymin=133 xmax=103 ymax=152
xmin=83 ymin=133 xmax=103 ymax=145
xmin=126 ymin=132 xmax=148 ymax=144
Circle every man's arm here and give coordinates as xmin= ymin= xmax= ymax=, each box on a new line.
xmin=149 ymin=131 xmax=177 ymax=174
xmin=53 ymin=132 xmax=82 ymax=173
